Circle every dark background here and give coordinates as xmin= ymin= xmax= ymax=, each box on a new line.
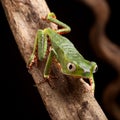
xmin=1 ymin=0 xmax=120 ymax=119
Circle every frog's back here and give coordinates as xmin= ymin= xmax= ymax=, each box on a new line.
xmin=46 ymin=28 xmax=84 ymax=60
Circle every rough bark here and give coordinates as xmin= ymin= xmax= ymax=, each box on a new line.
xmin=1 ymin=0 xmax=108 ymax=119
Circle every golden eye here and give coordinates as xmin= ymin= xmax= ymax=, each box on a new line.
xmin=93 ymin=65 xmax=98 ymax=73
xmin=67 ymin=63 xmax=76 ymax=72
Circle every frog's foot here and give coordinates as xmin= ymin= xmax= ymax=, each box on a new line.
xmin=80 ymin=78 xmax=94 ymax=95
xmin=34 ymin=76 xmax=55 ymax=89
xmin=43 ymin=75 xmax=56 ymax=89
xmin=33 ymin=79 xmax=47 ymax=88
xmin=27 ymin=54 xmax=37 ymax=69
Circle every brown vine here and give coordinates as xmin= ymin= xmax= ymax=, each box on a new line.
xmin=82 ymin=0 xmax=120 ymax=119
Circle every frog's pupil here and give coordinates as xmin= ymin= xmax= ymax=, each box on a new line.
xmin=69 ymin=64 xmax=73 ymax=69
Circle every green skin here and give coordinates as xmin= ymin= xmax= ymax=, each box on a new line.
xmin=28 ymin=12 xmax=98 ymax=93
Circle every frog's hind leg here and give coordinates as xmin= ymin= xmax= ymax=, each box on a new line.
xmin=37 ymin=30 xmax=48 ymax=61
xmin=27 ymin=30 xmax=48 ymax=68
xmin=46 ymin=12 xmax=71 ymax=34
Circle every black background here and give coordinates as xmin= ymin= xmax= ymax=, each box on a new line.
xmin=1 ymin=0 xmax=120 ymax=119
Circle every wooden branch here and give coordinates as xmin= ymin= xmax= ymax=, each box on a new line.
xmin=1 ymin=0 xmax=108 ymax=119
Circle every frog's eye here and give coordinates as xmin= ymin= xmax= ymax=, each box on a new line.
xmin=67 ymin=63 xmax=76 ymax=72
xmin=93 ymin=65 xmax=98 ymax=73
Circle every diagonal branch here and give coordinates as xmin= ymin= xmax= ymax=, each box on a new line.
xmin=1 ymin=0 xmax=108 ymax=119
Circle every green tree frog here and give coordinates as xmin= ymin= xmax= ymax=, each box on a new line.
xmin=27 ymin=12 xmax=98 ymax=93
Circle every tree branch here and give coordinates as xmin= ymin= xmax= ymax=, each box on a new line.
xmin=1 ymin=0 xmax=108 ymax=119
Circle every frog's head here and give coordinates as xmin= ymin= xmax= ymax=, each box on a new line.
xmin=61 ymin=60 xmax=97 ymax=77
xmin=61 ymin=59 xmax=98 ymax=92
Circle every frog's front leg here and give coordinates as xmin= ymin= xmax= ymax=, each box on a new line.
xmin=27 ymin=30 xmax=47 ymax=68
xmin=44 ymin=48 xmax=57 ymax=78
